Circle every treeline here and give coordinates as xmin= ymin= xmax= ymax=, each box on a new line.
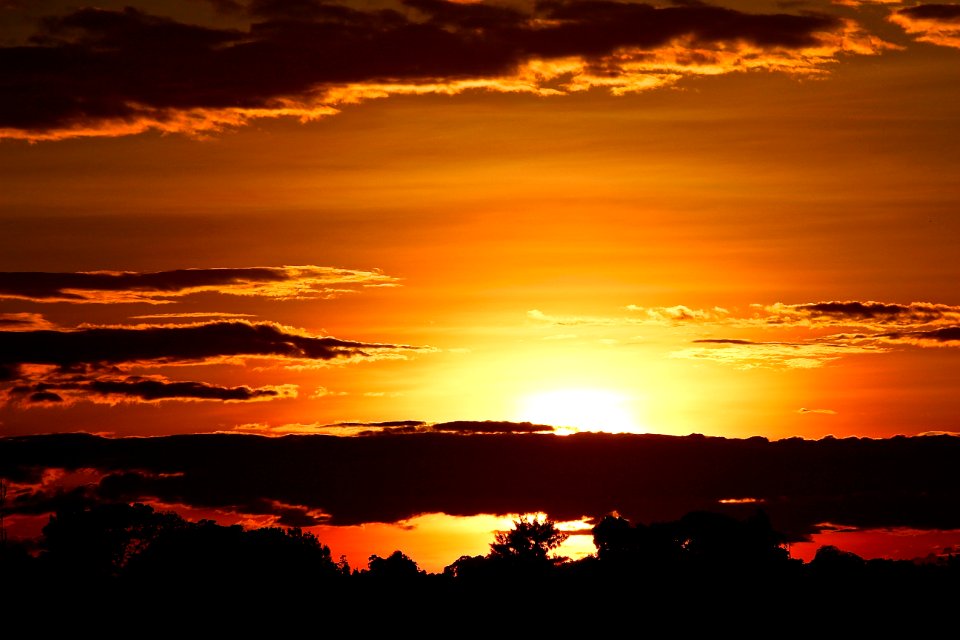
xmin=2 ymin=503 xmax=959 ymax=618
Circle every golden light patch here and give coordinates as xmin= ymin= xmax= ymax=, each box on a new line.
xmin=517 ymin=388 xmax=641 ymax=434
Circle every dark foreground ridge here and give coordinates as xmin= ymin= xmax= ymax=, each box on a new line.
xmin=2 ymin=502 xmax=958 ymax=627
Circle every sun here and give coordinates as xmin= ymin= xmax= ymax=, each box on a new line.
xmin=517 ymin=388 xmax=641 ymax=434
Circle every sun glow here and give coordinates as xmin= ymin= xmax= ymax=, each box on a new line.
xmin=517 ymin=388 xmax=641 ymax=434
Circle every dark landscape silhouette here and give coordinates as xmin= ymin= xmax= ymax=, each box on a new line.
xmin=3 ymin=500 xmax=959 ymax=623
xmin=3 ymin=432 xmax=960 ymax=627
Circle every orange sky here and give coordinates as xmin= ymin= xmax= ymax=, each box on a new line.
xmin=2 ymin=0 xmax=960 ymax=568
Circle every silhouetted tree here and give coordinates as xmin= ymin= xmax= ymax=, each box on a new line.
xmin=489 ymin=515 xmax=567 ymax=562
xmin=125 ymin=520 xmax=341 ymax=588
xmin=366 ymin=550 xmax=423 ymax=580
xmin=443 ymin=554 xmax=488 ymax=580
xmin=592 ymin=514 xmax=682 ymax=573
xmin=593 ymin=513 xmax=656 ymax=564
xmin=810 ymin=545 xmax=866 ymax=576
xmin=673 ymin=510 xmax=789 ymax=569
xmin=41 ymin=502 xmax=186 ymax=580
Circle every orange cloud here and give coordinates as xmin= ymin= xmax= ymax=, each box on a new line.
xmin=0 ymin=266 xmax=398 ymax=304
xmin=0 ymin=312 xmax=55 ymax=331
xmin=0 ymin=2 xmax=897 ymax=141
xmin=890 ymin=4 xmax=960 ymax=48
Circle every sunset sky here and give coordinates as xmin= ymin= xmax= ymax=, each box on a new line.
xmin=2 ymin=0 xmax=960 ymax=569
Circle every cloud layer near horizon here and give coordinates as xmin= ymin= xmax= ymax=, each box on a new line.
xmin=4 ymin=432 xmax=960 ymax=540
xmin=0 ymin=0 xmax=895 ymax=140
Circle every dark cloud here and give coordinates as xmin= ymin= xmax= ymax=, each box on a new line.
xmin=0 ymin=266 xmax=397 ymax=303
xmin=28 ymin=390 xmax=63 ymax=403
xmin=879 ymin=326 xmax=960 ymax=346
xmin=769 ymin=301 xmax=960 ymax=326
xmin=431 ymin=420 xmax=554 ymax=434
xmin=693 ymin=338 xmax=760 ymax=345
xmin=0 ymin=321 xmax=415 ymax=368
xmin=0 ymin=321 xmax=420 ymax=406
xmin=9 ymin=377 xmax=291 ymax=405
xmin=0 ymin=1 xmax=874 ymax=140
xmin=897 ymin=4 xmax=960 ymax=20
xmin=337 ymin=420 xmax=427 ymax=428
xmin=3 ymin=432 xmax=960 ymax=540
xmin=889 ymin=5 xmax=960 ymax=48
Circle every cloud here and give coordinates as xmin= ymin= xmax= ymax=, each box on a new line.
xmin=529 ymin=305 xmax=728 ymax=327
xmin=0 ymin=320 xmax=424 ymax=406
xmin=231 ymin=419 xmax=552 ymax=436
xmin=4 ymin=432 xmax=960 ymax=541
xmin=798 ymin=407 xmax=838 ymax=415
xmin=0 ymin=266 xmax=398 ymax=304
xmin=6 ymin=376 xmax=297 ymax=406
xmin=878 ymin=326 xmax=960 ymax=347
xmin=674 ymin=337 xmax=887 ymax=369
xmin=310 ymin=386 xmax=350 ymax=398
xmin=0 ymin=1 xmax=894 ymax=140
xmin=129 ymin=312 xmax=258 ymax=321
xmin=535 ymin=300 xmax=960 ymax=331
xmin=626 ymin=305 xmax=731 ymax=323
xmin=232 ymin=422 xmax=362 ymax=436
xmin=758 ymin=301 xmax=960 ymax=329
xmin=0 ymin=312 xmax=55 ymax=331
xmin=0 ymin=321 xmax=418 ymax=368
xmin=230 ymin=420 xmax=429 ymax=436
xmin=672 ymin=316 xmax=960 ymax=370
xmin=530 ymin=299 xmax=960 ymax=369
xmin=890 ymin=4 xmax=960 ymax=48
xmin=832 ymin=0 xmax=901 ymax=6
xmin=431 ymin=420 xmax=554 ymax=434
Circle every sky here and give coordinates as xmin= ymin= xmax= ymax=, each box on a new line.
xmin=2 ymin=0 xmax=960 ymax=569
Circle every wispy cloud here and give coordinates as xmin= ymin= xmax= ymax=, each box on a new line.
xmin=129 ymin=312 xmax=257 ymax=321
xmin=529 ymin=305 xmax=728 ymax=327
xmin=0 ymin=266 xmax=398 ymax=304
xmin=0 ymin=312 xmax=55 ymax=331
xmin=534 ymin=301 xmax=960 ymax=331
xmin=535 ymin=299 xmax=960 ymax=369
xmin=626 ymin=305 xmax=731 ymax=324
xmin=673 ymin=338 xmax=887 ymax=369
xmin=798 ymin=407 xmax=838 ymax=415
xmin=0 ymin=1 xmax=895 ymax=140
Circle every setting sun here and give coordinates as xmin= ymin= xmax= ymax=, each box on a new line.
xmin=518 ymin=388 xmax=641 ymax=434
